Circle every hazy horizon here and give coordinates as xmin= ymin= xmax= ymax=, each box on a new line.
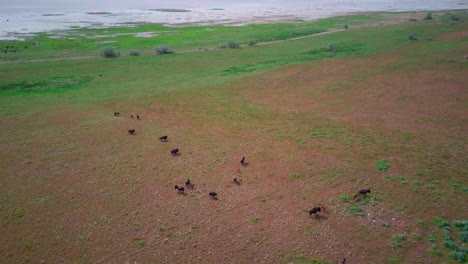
xmin=1 ymin=0 xmax=311 ymax=12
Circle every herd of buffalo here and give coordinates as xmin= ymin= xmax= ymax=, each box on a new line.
xmin=113 ymin=110 xmax=372 ymax=223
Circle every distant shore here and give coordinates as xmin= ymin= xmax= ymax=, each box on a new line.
xmin=1 ymin=0 xmax=466 ymax=40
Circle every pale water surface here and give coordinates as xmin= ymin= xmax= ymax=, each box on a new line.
xmin=0 ymin=0 xmax=466 ymax=40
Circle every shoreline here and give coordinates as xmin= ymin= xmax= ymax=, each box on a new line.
xmin=1 ymin=0 xmax=466 ymax=41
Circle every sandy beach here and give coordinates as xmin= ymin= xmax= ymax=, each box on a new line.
xmin=1 ymin=0 xmax=466 ymax=40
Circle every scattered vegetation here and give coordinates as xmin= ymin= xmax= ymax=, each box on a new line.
xmin=155 ymin=45 xmax=175 ymax=55
xmin=135 ymin=239 xmax=145 ymax=247
xmin=392 ymin=234 xmax=407 ymax=248
xmin=349 ymin=206 xmax=364 ymax=216
xmin=408 ymin=34 xmax=418 ymax=41
xmin=252 ymin=217 xmax=260 ymax=223
xmin=101 ymin=47 xmax=120 ymax=58
xmin=381 ymin=222 xmax=390 ymax=228
xmin=326 ymin=43 xmax=336 ymax=52
xmin=344 ymin=25 xmax=349 ymax=29
xmin=248 ymin=40 xmax=257 ymax=46
xmin=375 ymin=159 xmax=390 ymax=172
xmin=228 ymin=41 xmax=240 ymax=49
xmin=339 ymin=194 xmax=350 ymax=202
xmin=129 ymin=49 xmax=140 ymax=56
xmin=423 ymin=12 xmax=433 ymax=20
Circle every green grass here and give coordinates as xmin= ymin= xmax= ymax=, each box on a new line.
xmin=376 ymin=159 xmax=390 ymax=172
xmin=252 ymin=217 xmax=260 ymax=223
xmin=0 ymin=76 xmax=92 ymax=93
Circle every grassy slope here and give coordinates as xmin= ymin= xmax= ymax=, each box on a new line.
xmin=0 ymin=10 xmax=467 ymax=264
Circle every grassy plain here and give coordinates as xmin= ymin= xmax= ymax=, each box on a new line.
xmin=0 ymin=10 xmax=467 ymax=264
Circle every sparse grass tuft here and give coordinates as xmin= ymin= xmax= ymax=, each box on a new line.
xmin=252 ymin=217 xmax=260 ymax=223
xmin=416 ymin=220 xmax=425 ymax=227
xmin=135 ymin=239 xmax=145 ymax=247
xmin=376 ymin=159 xmax=390 ymax=172
xmin=129 ymin=49 xmax=140 ymax=56
xmin=392 ymin=234 xmax=406 ymax=248
xmin=339 ymin=194 xmax=350 ymax=202
xmin=381 ymin=222 xmax=390 ymax=228
xmin=349 ymin=206 xmax=364 ymax=216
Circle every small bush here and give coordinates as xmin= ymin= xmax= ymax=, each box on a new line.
xmin=376 ymin=159 xmax=390 ymax=172
xmin=344 ymin=25 xmax=348 ymax=29
xmin=423 ymin=12 xmax=432 ymax=20
xmin=408 ymin=34 xmax=418 ymax=41
xmin=248 ymin=40 xmax=256 ymax=46
xmin=449 ymin=251 xmax=466 ymax=263
xmin=135 ymin=240 xmax=145 ymax=247
xmin=129 ymin=49 xmax=140 ymax=56
xmin=450 ymin=15 xmax=461 ymax=22
xmin=460 ymin=231 xmax=468 ymax=243
xmin=393 ymin=234 xmax=407 ymax=242
xmin=326 ymin=43 xmax=336 ymax=52
xmin=436 ymin=220 xmax=451 ymax=231
xmin=252 ymin=217 xmax=260 ymax=223
xmin=428 ymin=235 xmax=436 ymax=243
xmin=218 ymin=44 xmax=227 ymax=49
xmin=381 ymin=222 xmax=390 ymax=228
xmin=412 ymin=233 xmax=423 ymax=240
xmin=101 ymin=47 xmax=120 ymax=58
xmin=416 ymin=220 xmax=425 ymax=226
xmin=155 ymin=45 xmax=174 ymax=54
xmin=228 ymin=41 xmax=240 ymax=49
xmin=444 ymin=239 xmax=458 ymax=250
xmin=454 ymin=220 xmax=468 ymax=230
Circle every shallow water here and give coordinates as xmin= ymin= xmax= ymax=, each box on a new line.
xmin=0 ymin=0 xmax=466 ymax=40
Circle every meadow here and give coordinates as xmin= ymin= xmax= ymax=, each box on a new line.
xmin=0 ymin=10 xmax=467 ymax=264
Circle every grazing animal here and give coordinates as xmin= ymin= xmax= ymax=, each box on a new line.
xmin=174 ymin=185 xmax=184 ymax=194
xmin=171 ymin=148 xmax=179 ymax=156
xmin=159 ymin=136 xmax=168 ymax=141
xmin=309 ymin=207 xmax=324 ymax=218
xmin=339 ymin=258 xmax=346 ymax=264
xmin=136 ymin=115 xmax=140 ymax=120
xmin=354 ymin=189 xmax=371 ymax=199
xmin=240 ymin=156 xmax=245 ymax=165
xmin=185 ymin=179 xmax=194 ymax=189
xmin=114 ymin=112 xmax=120 ymax=116
xmin=131 ymin=115 xmax=134 ymax=119
xmin=232 ymin=174 xmax=238 ymax=183
xmin=128 ymin=129 xmax=136 ymax=135
xmin=209 ymin=192 xmax=218 ymax=198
